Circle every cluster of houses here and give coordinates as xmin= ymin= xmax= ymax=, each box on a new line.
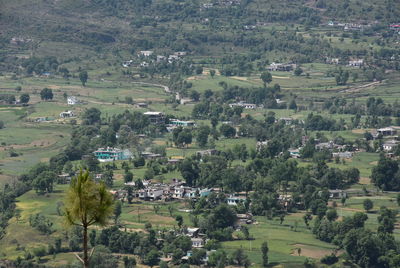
xmin=327 ymin=21 xmax=371 ymax=31
xmin=123 ymin=51 xmax=188 ymax=68
xmin=267 ymin=62 xmax=296 ymax=72
xmin=325 ymin=57 xmax=364 ymax=67
xmin=201 ymin=0 xmax=240 ymax=9
xmin=10 ymin=37 xmax=32 ymax=45
xmin=229 ymin=101 xmax=258 ymax=109
xmin=370 ymin=126 xmax=400 ymax=153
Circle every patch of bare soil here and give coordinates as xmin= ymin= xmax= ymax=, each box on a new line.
xmin=359 ymin=177 xmax=371 ymax=185
xmin=291 ymin=244 xmax=341 ymax=258
xmin=0 ymin=139 xmax=56 ymax=151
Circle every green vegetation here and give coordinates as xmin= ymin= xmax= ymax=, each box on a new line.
xmin=1 ymin=0 xmax=400 ymax=267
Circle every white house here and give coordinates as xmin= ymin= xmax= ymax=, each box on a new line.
xmin=60 ymin=111 xmax=75 ymax=118
xmin=191 ymin=238 xmax=205 ymax=248
xmin=229 ymin=102 xmax=257 ymax=109
xmin=383 ymin=140 xmax=398 ymax=152
xmin=67 ymin=96 xmax=80 ymax=105
xmin=122 ymin=60 xmax=133 ymax=67
xmin=227 ymin=194 xmax=246 ymax=206
xmin=348 ymin=59 xmax=364 ymax=67
xmin=139 ymin=50 xmax=154 ymax=57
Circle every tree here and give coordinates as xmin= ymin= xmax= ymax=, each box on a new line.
xmin=124 ymin=171 xmax=133 ymax=183
xmin=326 ymin=209 xmax=338 ymax=221
xmin=261 ymin=242 xmax=269 ymax=267
xmin=196 ymin=66 xmax=203 ymax=75
xmin=82 ymin=108 xmax=101 ymax=125
xmin=208 ymin=250 xmax=227 ymax=267
xmin=210 ymin=69 xmax=216 ymax=78
xmin=79 ymin=71 xmax=88 ymax=86
xmin=40 ymin=88 xmax=53 ymax=100
xmin=207 ymin=204 xmax=236 ymax=231
xmin=219 ymin=124 xmax=236 ymax=138
xmin=363 ymin=199 xmax=373 ymax=212
xmin=294 ymin=66 xmax=303 ymax=76
xmin=288 ymin=99 xmax=297 ymax=110
xmin=241 ymin=225 xmax=250 ymax=240
xmin=114 ymin=200 xmax=122 ymax=225
xmin=20 ymin=93 xmax=30 ymax=104
xmin=33 ymin=171 xmax=56 ymax=194
xmin=260 ymin=72 xmax=272 ymax=87
xmin=176 ymin=215 xmax=183 ymax=228
xmin=230 ymin=248 xmax=250 ymax=267
xmin=196 ymin=125 xmax=210 ymax=147
xmin=64 ymin=170 xmax=114 ymax=268
xmin=144 ymin=249 xmax=160 ymax=267
xmin=371 ymin=156 xmax=400 ymax=191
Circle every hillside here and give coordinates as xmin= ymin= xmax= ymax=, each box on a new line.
xmin=1 ymin=0 xmax=400 ymax=267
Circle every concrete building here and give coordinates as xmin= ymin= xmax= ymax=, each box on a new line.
xmin=94 ymin=147 xmax=131 ymax=162
xmin=59 ymin=111 xmax=75 ymax=118
xmin=144 ymin=112 xmax=165 ymax=124
xmin=67 ymin=96 xmax=80 ymax=105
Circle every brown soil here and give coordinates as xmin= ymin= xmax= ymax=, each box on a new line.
xmin=0 ymin=139 xmax=56 ymax=151
xmin=291 ymin=244 xmax=341 ymax=259
xmin=359 ymin=177 xmax=371 ymax=185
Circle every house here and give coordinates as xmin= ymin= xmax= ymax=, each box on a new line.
xmin=236 ymin=213 xmax=253 ymax=226
xmin=186 ymin=228 xmax=200 ymax=237
xmin=348 ymin=59 xmax=364 ymax=67
xmin=377 ymin=127 xmax=398 ymax=136
xmin=279 ymin=117 xmax=294 ymax=125
xmin=144 ymin=112 xmax=165 ymax=124
xmin=35 ymin=117 xmax=51 ymax=122
xmin=59 ymin=111 xmax=75 ymax=118
xmin=169 ymin=119 xmax=196 ymax=127
xmin=199 ymin=188 xmax=211 ymax=197
xmin=93 ymin=147 xmax=131 ymax=162
xmin=275 ymin=98 xmax=286 ymax=104
xmin=332 ymin=151 xmax=353 ymax=158
xmin=138 ymin=188 xmax=164 ymax=200
xmin=174 ymin=51 xmax=187 ymax=56
xmin=58 ymin=173 xmax=71 ymax=184
xmin=167 ymin=159 xmax=182 ymax=165
xmin=191 ymin=238 xmax=204 ymax=248
xmin=390 ymin=24 xmax=400 ymax=30
xmin=141 ymin=152 xmax=163 ymax=160
xmin=288 ymin=148 xmax=300 ymax=158
xmin=267 ymin=62 xmax=295 ymax=72
xmin=168 ymin=55 xmax=180 ymax=63
xmin=326 ymin=58 xmax=340 ymax=64
xmin=315 ymin=141 xmax=335 ymax=150
xmin=227 ymin=194 xmax=246 ymax=206
xmin=122 ymin=60 xmax=133 ymax=67
xmin=196 ymin=149 xmax=218 ymax=158
xmin=139 ymin=50 xmax=154 ymax=57
xmin=256 ymin=141 xmax=268 ymax=151
xmin=140 ymin=62 xmax=149 ymax=67
xmin=229 ymin=102 xmax=257 ymax=109
xmin=328 ymin=189 xmax=347 ymax=199
xmin=157 ymin=55 xmax=166 ymax=62
xmin=173 ymin=186 xmax=188 ymax=199
xmin=135 ymin=102 xmax=148 ymax=108
xmin=67 ymin=96 xmax=80 ymax=105
xmin=383 ymin=140 xmax=398 ymax=152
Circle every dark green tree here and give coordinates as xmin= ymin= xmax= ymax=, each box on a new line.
xmin=79 ymin=71 xmax=88 ymax=86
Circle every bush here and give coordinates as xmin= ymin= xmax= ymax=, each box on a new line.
xmin=320 ymin=254 xmax=339 ymax=265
